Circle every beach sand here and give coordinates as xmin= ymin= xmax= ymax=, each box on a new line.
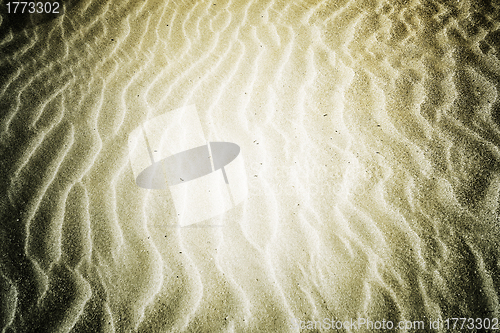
xmin=1 ymin=0 xmax=500 ymax=331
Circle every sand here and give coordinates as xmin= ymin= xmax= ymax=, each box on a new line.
xmin=1 ymin=0 xmax=500 ymax=332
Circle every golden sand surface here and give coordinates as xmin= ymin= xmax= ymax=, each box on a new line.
xmin=1 ymin=0 xmax=500 ymax=331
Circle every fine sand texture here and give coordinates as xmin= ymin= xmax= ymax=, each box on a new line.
xmin=1 ymin=0 xmax=500 ymax=332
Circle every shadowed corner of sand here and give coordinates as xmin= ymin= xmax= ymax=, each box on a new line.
xmin=0 ymin=0 xmax=80 ymax=36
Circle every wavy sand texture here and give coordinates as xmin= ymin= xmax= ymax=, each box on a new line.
xmin=1 ymin=0 xmax=500 ymax=332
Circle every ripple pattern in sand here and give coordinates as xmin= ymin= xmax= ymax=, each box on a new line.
xmin=1 ymin=0 xmax=500 ymax=332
